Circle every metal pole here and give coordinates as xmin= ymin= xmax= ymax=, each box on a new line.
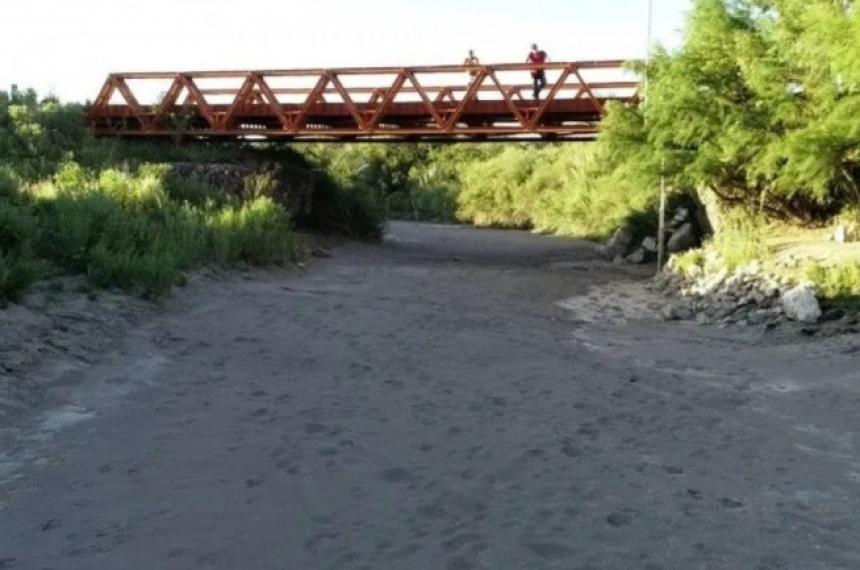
xmin=657 ymin=158 xmax=667 ymax=271
xmin=646 ymin=0 xmax=668 ymax=274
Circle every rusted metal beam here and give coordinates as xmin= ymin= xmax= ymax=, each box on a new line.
xmin=110 ymin=60 xmax=629 ymax=79
xmin=87 ymin=61 xmax=639 ymax=143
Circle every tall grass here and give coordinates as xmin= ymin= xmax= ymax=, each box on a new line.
xmin=0 ymin=163 xmax=300 ymax=300
xmin=709 ymin=209 xmax=769 ymax=271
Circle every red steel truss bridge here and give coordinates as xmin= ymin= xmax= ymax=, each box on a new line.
xmin=86 ymin=61 xmax=639 ymax=143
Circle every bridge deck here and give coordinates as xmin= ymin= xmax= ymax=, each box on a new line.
xmin=86 ymin=61 xmax=639 ymax=142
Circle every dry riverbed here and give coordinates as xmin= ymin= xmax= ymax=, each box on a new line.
xmin=1 ymin=222 xmax=859 ymax=569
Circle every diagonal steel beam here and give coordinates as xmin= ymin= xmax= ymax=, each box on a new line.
xmin=151 ymin=76 xmax=184 ymax=129
xmin=443 ymin=68 xmax=487 ymax=131
xmin=113 ymin=77 xmax=151 ymax=130
xmin=87 ymin=78 xmax=116 ymax=123
xmin=528 ymin=66 xmax=572 ymax=129
xmin=178 ymin=74 xmax=217 ymax=127
xmin=487 ymin=71 xmax=527 ymax=128
xmin=366 ymin=71 xmax=408 ymax=131
xmin=405 ymin=70 xmax=445 ymax=129
xmin=290 ymin=74 xmax=330 ymax=132
xmin=252 ymin=73 xmax=292 ymax=130
xmin=572 ymin=67 xmax=604 ymax=115
xmin=326 ymin=71 xmax=366 ymax=130
xmin=220 ymin=75 xmax=257 ymax=129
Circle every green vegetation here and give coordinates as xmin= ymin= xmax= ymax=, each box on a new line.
xmin=0 ymin=87 xmax=383 ymax=302
xmin=0 ymin=162 xmax=298 ymax=300
xmin=612 ymin=0 xmax=860 ymax=221
xmin=804 ymin=261 xmax=860 ymax=299
xmin=303 ymin=143 xmax=656 ymax=239
xmin=301 ymin=0 xmax=860 ymax=300
xmin=5 ymin=0 xmax=860 ymax=302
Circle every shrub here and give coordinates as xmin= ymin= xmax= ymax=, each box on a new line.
xmin=803 ymin=262 xmax=860 ymax=300
xmin=0 ymin=198 xmax=41 ymax=300
xmin=302 ymin=177 xmax=385 ymax=240
xmin=710 ymin=209 xmax=769 ymax=270
xmin=207 ymin=197 xmax=298 ymax=266
xmin=0 ymin=161 xmax=299 ymax=301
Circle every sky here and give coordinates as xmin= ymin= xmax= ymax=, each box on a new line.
xmin=0 ymin=0 xmax=691 ymax=103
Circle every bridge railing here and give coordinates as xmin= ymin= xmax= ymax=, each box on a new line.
xmin=86 ymin=61 xmax=640 ymax=142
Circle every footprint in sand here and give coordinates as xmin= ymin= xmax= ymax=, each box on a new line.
xmin=526 ymin=541 xmax=575 ymax=559
xmin=380 ymin=467 xmax=413 ymax=483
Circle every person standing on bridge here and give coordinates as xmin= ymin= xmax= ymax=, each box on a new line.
xmin=527 ymin=44 xmax=549 ymax=100
xmin=464 ymin=49 xmax=481 ymax=100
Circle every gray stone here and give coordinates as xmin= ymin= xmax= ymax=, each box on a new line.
xmin=821 ymin=308 xmax=846 ymax=322
xmin=662 ymin=303 xmax=693 ymax=321
xmin=834 ymin=225 xmax=847 ymax=244
xmin=641 ymin=236 xmax=658 ymax=253
xmin=693 ymin=186 xmax=722 ymax=236
xmin=626 ymin=248 xmax=648 ymax=265
xmin=667 ymin=223 xmax=698 ymax=253
xmin=605 ymin=224 xmax=636 ymax=260
xmin=781 ymin=284 xmax=822 ymax=323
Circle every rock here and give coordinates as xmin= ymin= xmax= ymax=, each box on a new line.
xmin=654 ymin=272 xmax=674 ymax=290
xmin=626 ymin=248 xmax=649 ymax=265
xmin=667 ymin=209 xmax=692 ymax=234
xmin=605 ymin=224 xmax=636 ymax=260
xmin=821 ymin=307 xmax=846 ymax=322
xmin=781 ymin=284 xmax=822 ymax=323
xmin=312 ymin=248 xmax=332 ymax=259
xmin=675 ymin=207 xmax=690 ymax=220
xmin=698 ymin=267 xmax=729 ymax=296
xmin=667 ymin=223 xmax=698 ymax=253
xmin=834 ymin=225 xmax=847 ymax=244
xmin=695 ymin=313 xmax=711 ymax=326
xmin=662 ymin=303 xmax=693 ymax=321
xmin=748 ymin=309 xmax=779 ymax=326
xmin=693 ymin=186 xmax=722 ymax=236
xmin=641 ymin=236 xmax=658 ymax=253
xmin=714 ymin=307 xmax=734 ymax=320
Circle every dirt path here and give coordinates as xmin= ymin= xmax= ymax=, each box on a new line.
xmin=2 ymin=222 xmax=860 ymax=569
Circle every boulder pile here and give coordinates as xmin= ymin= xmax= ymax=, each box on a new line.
xmin=652 ymin=257 xmax=855 ymax=331
xmin=599 ymin=206 xmax=704 ymax=264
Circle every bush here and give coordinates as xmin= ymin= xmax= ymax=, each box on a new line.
xmin=457 ymin=146 xmax=539 ymax=228
xmin=710 ymin=209 xmax=769 ymax=271
xmin=804 ymin=262 xmax=860 ymax=299
xmin=589 ymin=0 xmax=860 ymax=221
xmin=0 ymin=197 xmax=42 ymax=300
xmin=0 ymin=161 xmax=302 ymax=301
xmin=208 ymin=197 xmax=297 ymax=266
xmin=301 ymin=177 xmax=385 ymax=240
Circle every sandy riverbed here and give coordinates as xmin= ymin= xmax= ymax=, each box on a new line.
xmin=1 ymin=222 xmax=859 ymax=569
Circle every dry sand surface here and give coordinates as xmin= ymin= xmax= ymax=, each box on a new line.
xmin=1 ymin=221 xmax=860 ymax=569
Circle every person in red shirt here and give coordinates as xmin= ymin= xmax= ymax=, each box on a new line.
xmin=527 ymin=44 xmax=549 ymax=100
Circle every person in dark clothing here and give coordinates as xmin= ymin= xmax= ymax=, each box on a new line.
xmin=527 ymin=44 xmax=549 ymax=100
